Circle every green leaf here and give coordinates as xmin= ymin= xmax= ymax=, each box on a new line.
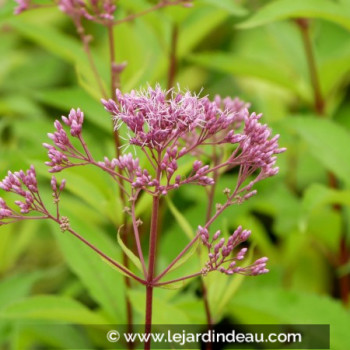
xmin=48 ymin=215 xmax=127 ymax=322
xmin=0 ymin=0 xmax=15 ymax=23
xmin=34 ymin=166 xmax=107 ymax=214
xmin=215 ymin=246 xmax=254 ymax=317
xmin=301 ymin=183 xmax=345 ymax=252
xmin=238 ymin=215 xmax=278 ymax=260
xmin=167 ymin=239 xmax=200 ymax=275
xmin=230 ymin=287 xmax=350 ymax=350
xmin=128 ymin=290 xmax=191 ymax=324
xmin=1 ymin=296 xmax=107 ymax=324
xmin=236 ymin=0 xmax=350 ymax=31
xmin=8 ymin=17 xmax=107 ymax=97
xmin=303 ymin=183 xmax=350 ymax=213
xmin=33 ymin=88 xmax=111 ymax=132
xmin=166 ymin=197 xmax=194 ymax=239
xmin=135 ymin=191 xmax=153 ymax=217
xmin=320 ymin=42 xmax=350 ymax=96
xmin=121 ymin=19 xmax=165 ymax=89
xmin=188 ymin=52 xmax=309 ymax=98
xmin=0 ymin=272 xmax=43 ymax=311
xmin=198 ymin=0 xmax=248 ymax=16
xmin=158 ymin=281 xmax=187 ymax=290
xmin=8 ymin=18 xmax=90 ymax=67
xmin=178 ymin=7 xmax=229 ymax=58
xmin=98 ymin=255 xmax=139 ymax=280
xmin=11 ymin=323 xmax=92 ymax=350
xmin=289 ymin=117 xmax=350 ymax=187
xmin=0 ymin=220 xmax=39 ymax=273
xmin=117 ymin=226 xmax=143 ymax=273
xmin=75 ymin=63 xmax=106 ymax=101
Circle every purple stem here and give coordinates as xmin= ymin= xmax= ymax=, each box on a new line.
xmin=154 ymin=271 xmax=203 ymax=287
xmin=144 ymin=194 xmax=160 ymax=350
xmin=144 ymin=161 xmax=162 ymax=350
xmin=131 ymin=192 xmax=148 ymax=277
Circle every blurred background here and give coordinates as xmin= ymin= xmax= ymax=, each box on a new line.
xmin=1 ymin=0 xmax=350 ymax=349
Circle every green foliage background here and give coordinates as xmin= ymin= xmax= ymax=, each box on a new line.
xmin=1 ymin=0 xmax=350 ymax=349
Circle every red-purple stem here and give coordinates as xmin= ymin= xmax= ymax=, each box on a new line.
xmin=131 ymin=193 xmax=148 ymax=277
xmin=154 ymin=272 xmax=203 ymax=287
xmin=144 ymin=162 xmax=162 ymax=350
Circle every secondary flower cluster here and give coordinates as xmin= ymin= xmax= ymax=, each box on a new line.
xmin=0 ymin=166 xmax=66 ymax=225
xmin=199 ymin=225 xmax=268 ymax=276
xmin=43 ymin=108 xmax=86 ymax=173
xmin=0 ymin=166 xmax=39 ymax=214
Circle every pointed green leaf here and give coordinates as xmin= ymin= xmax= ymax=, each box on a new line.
xmin=188 ymin=52 xmax=309 ymax=99
xmin=230 ymin=288 xmax=350 ymax=350
xmin=33 ymin=88 xmax=111 ymax=132
xmin=128 ymin=290 xmax=191 ymax=323
xmin=0 ymin=272 xmax=43 ymax=311
xmin=237 ymin=0 xmax=350 ymax=31
xmin=303 ymin=184 xmax=350 ymax=214
xmin=166 ymin=197 xmax=194 ymax=239
xmin=215 ymin=246 xmax=254 ymax=316
xmin=1 ymin=296 xmax=108 ymax=324
xmin=289 ymin=117 xmax=350 ymax=187
xmin=198 ymin=0 xmax=248 ymax=16
xmin=158 ymin=281 xmax=186 ymax=290
xmin=117 ymin=226 xmax=143 ymax=273
xmin=168 ymin=239 xmax=200 ymax=275
xmin=178 ymin=7 xmax=228 ymax=58
xmin=48 ymin=216 xmax=127 ymax=322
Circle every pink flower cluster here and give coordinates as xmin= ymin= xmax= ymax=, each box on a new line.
xmin=42 ymin=85 xmax=285 ymax=203
xmin=98 ymin=154 xmax=158 ymax=189
xmin=43 ymin=108 xmax=86 ymax=173
xmin=101 ymin=85 xmax=285 ymax=192
xmin=1 ymin=84 xmax=285 ymax=285
xmin=58 ymin=0 xmax=116 ymax=22
xmin=13 ymin=0 xmax=116 ymax=20
xmin=14 ymin=0 xmax=194 ymax=22
xmin=0 ymin=166 xmax=66 ymax=225
xmin=199 ymin=225 xmax=269 ymax=276
xmin=0 ymin=165 xmax=66 ymax=225
xmin=0 ymin=166 xmax=39 ymax=214
xmin=102 ymin=86 xmax=248 ymax=152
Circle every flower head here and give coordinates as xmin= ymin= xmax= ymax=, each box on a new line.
xmin=43 ymin=108 xmax=87 ymax=173
xmin=102 ymin=85 xmax=249 ymax=152
xmin=0 ymin=166 xmax=39 ymax=214
xmin=103 ymin=86 xmax=203 ymax=150
xmin=200 ymin=225 xmax=269 ymax=277
xmin=102 ymin=85 xmax=285 ymax=194
xmin=0 ymin=165 xmax=66 ymax=224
